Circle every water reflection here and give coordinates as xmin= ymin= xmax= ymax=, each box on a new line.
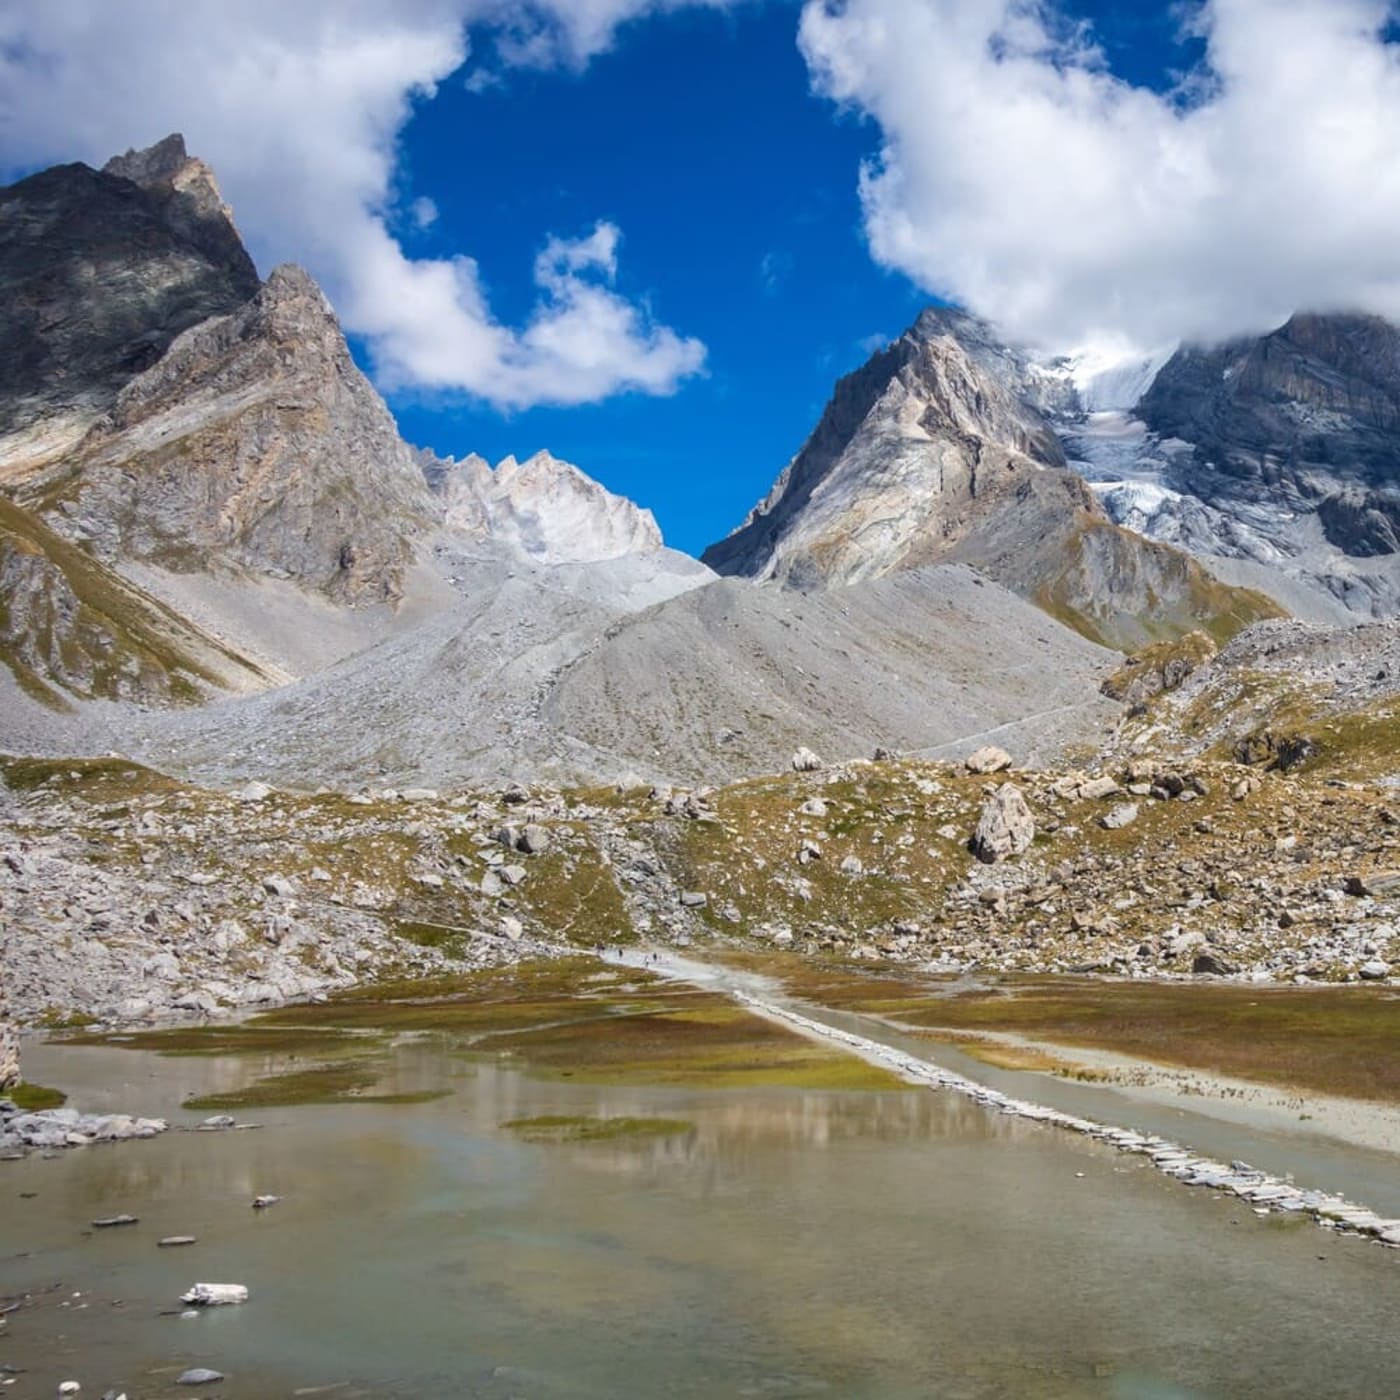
xmin=3 ymin=1039 xmax=1398 ymax=1398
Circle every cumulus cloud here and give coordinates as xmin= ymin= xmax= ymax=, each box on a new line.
xmin=799 ymin=0 xmax=1400 ymax=352
xmin=0 ymin=0 xmax=717 ymax=408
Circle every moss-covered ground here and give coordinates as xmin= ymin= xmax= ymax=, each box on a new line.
xmin=762 ymin=962 xmax=1400 ymax=1104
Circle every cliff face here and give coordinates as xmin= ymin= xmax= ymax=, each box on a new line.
xmin=0 ymin=133 xmax=260 ymax=471
xmin=1138 ymin=314 xmax=1400 ymax=559
xmin=704 ymin=309 xmax=1281 ymax=649
xmin=17 ymin=264 xmax=436 ymax=604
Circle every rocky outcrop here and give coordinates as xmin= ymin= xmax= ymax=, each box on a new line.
xmin=704 ymin=309 xmax=1283 ymax=649
xmin=0 ymin=133 xmax=259 ymax=474
xmin=431 ymin=449 xmax=664 ymax=563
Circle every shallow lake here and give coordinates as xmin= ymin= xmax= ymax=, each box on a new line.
xmin=5 ymin=1027 xmax=1400 ymax=1398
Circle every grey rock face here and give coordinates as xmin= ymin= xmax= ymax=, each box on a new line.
xmin=1140 ymin=314 xmax=1400 ymax=558
xmin=0 ymin=133 xmax=258 ymax=451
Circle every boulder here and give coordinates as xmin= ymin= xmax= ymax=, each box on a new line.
xmin=517 ymin=824 xmax=551 ymax=855
xmin=965 ymin=746 xmax=1013 ymax=775
xmin=1359 ymin=960 xmax=1392 ymax=980
xmin=1078 ymin=776 xmax=1121 ymax=801
xmin=1345 ymin=871 xmax=1400 ymax=898
xmin=799 ymin=797 xmax=829 ymax=818
xmin=1100 ymin=804 xmax=1139 ymax=831
xmin=970 ymin=784 xmax=1035 ymax=864
xmin=1192 ymin=951 xmax=1237 ymax=976
xmin=791 ymin=747 xmax=824 ymax=773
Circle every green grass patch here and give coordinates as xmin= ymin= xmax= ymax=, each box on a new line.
xmin=61 ymin=1024 xmax=374 ymax=1057
xmin=7 ymin=1082 xmax=68 ymax=1110
xmin=183 ymin=1060 xmax=449 ymax=1110
xmin=476 ymin=997 xmax=906 ymax=1091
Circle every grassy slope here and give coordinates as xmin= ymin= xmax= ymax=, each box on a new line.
xmin=0 ymin=494 xmax=269 ymax=704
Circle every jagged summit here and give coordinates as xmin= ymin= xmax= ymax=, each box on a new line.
xmin=103 ymin=132 xmax=196 ymax=185
xmin=431 ymin=448 xmax=665 ymax=564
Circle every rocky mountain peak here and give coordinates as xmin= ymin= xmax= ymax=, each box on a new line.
xmin=433 ymin=448 xmax=664 ymax=564
xmin=704 ymin=305 xmax=1283 ymax=647
xmin=103 ymin=132 xmax=196 ymax=186
xmin=701 ymin=307 xmax=1071 ymax=587
xmin=0 ymin=135 xmax=259 ymax=462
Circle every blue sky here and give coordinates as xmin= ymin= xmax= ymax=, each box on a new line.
xmin=384 ymin=2 xmax=918 ymax=555
xmin=384 ymin=0 xmax=1202 ymax=555
xmin=7 ymin=1 xmax=1399 ymax=558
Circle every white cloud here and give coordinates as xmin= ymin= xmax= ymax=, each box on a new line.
xmin=799 ymin=0 xmax=1400 ymax=352
xmin=0 ymin=0 xmax=720 ymax=408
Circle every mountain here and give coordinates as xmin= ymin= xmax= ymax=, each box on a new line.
xmin=430 ymin=449 xmax=664 ymax=563
xmin=703 ymin=309 xmax=1283 ymax=650
xmin=0 ymin=134 xmax=446 ymax=708
xmin=0 ymin=138 xmax=1126 ymax=782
